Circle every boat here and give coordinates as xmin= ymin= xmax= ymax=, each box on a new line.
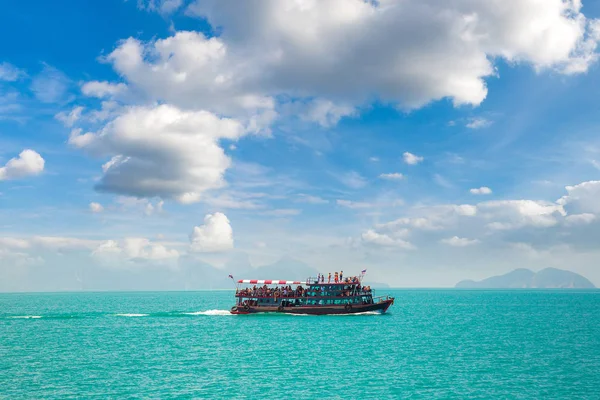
xmin=229 ymin=274 xmax=394 ymax=315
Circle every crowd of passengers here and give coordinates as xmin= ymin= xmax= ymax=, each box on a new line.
xmin=236 ymin=272 xmax=372 ymax=299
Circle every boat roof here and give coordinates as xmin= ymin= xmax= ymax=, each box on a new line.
xmin=237 ymin=279 xmax=357 ymax=285
xmin=237 ymin=280 xmax=305 ymax=285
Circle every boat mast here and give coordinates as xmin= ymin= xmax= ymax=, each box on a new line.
xmin=228 ymin=274 xmax=239 ymax=292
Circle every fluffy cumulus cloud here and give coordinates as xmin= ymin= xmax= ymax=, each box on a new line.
xmin=61 ymin=0 xmax=600 ymax=207
xmin=190 ymin=212 xmax=234 ymax=252
xmin=186 ymin=0 xmax=600 ymax=110
xmin=0 ymin=150 xmax=45 ymax=180
xmin=557 ymin=180 xmax=600 ymax=214
xmin=85 ymin=0 xmax=600 ymax=133
xmin=68 ymin=104 xmax=244 ymax=202
xmin=89 ymin=202 xmax=104 ymax=213
xmin=403 ymin=152 xmax=423 ymax=165
xmin=104 ymin=31 xmax=276 ymax=130
xmin=470 ymin=186 xmax=492 ymax=195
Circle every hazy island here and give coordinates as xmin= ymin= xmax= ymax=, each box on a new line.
xmin=455 ymin=268 xmax=596 ymax=289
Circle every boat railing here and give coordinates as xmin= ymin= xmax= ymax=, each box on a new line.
xmin=235 ymin=291 xmax=374 ymax=299
xmin=373 ymin=295 xmax=393 ymax=303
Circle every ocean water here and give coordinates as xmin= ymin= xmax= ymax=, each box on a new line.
xmin=1 ymin=290 xmax=599 ymax=399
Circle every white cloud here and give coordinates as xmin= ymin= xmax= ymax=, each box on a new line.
xmin=144 ymin=200 xmax=164 ymax=216
xmin=138 ymin=0 xmax=183 ymax=15
xmin=55 ymin=106 xmax=84 ymax=127
xmin=298 ymin=99 xmax=355 ymax=127
xmin=338 ymin=171 xmax=367 ymax=189
xmin=93 ymin=237 xmax=179 ymax=261
xmin=190 ymin=212 xmax=234 ymax=252
xmin=0 ymin=238 xmax=31 ymax=250
xmin=296 ymin=194 xmax=329 ymax=204
xmin=32 ymin=236 xmax=100 ymax=251
xmin=403 ymin=152 xmax=423 ymax=165
xmin=379 ymin=172 xmax=404 ymax=180
xmin=361 ymin=229 xmax=414 ymax=249
xmin=105 ymin=31 xmax=276 ymax=129
xmin=369 ymin=157 xmax=379 ymax=162
xmin=30 ymin=64 xmax=71 ymax=103
xmin=336 ymin=199 xmax=372 ymax=209
xmin=0 ymin=150 xmax=45 ymax=180
xmin=480 ymin=200 xmax=566 ymax=230
xmin=88 ymin=101 xmax=120 ymax=123
xmin=81 ymin=81 xmax=127 ymax=98
xmin=466 ymin=117 xmax=492 ymax=129
xmin=0 ymin=236 xmax=100 ymax=252
xmin=261 ymin=209 xmax=301 ymax=217
xmin=89 ymin=202 xmax=104 ymax=213
xmin=441 ymin=236 xmax=480 ymax=247
xmin=186 ymin=0 xmax=599 ymax=112
xmin=68 ymin=104 xmax=245 ymax=202
xmin=557 ymin=180 xmax=600 ymax=214
xmin=470 ymin=186 xmax=492 ymax=195
xmin=0 ymin=62 xmax=25 ymax=81
xmin=448 ymin=204 xmax=478 ymax=216
xmin=114 ymin=196 xmax=166 ymax=215
xmin=565 ymin=213 xmax=596 ymax=226
xmin=376 ymin=204 xmax=476 ymax=234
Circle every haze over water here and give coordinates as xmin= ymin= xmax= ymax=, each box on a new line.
xmin=2 ymin=289 xmax=599 ymax=399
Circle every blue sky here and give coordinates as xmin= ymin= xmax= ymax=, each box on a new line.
xmin=2 ymin=0 xmax=600 ymax=290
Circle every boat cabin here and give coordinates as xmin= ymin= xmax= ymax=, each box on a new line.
xmin=234 ymin=277 xmax=375 ymax=309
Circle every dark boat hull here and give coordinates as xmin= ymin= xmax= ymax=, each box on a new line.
xmin=230 ymin=298 xmax=394 ymax=315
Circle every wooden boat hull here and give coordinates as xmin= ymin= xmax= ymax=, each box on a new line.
xmin=230 ymin=298 xmax=393 ymax=315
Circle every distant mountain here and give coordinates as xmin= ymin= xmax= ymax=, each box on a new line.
xmin=456 ymin=268 xmax=595 ymax=289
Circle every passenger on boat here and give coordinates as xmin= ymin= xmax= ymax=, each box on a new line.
xmin=340 ymin=271 xmax=343 ymax=281
xmin=328 ymin=273 xmax=331 ymax=283
xmin=334 ymin=272 xmax=339 ymax=283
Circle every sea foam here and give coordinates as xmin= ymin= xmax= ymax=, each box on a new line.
xmin=114 ymin=313 xmax=149 ymax=317
xmin=184 ymin=310 xmax=232 ymax=316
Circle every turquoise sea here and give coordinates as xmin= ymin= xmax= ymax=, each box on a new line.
xmin=1 ymin=289 xmax=599 ymax=399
